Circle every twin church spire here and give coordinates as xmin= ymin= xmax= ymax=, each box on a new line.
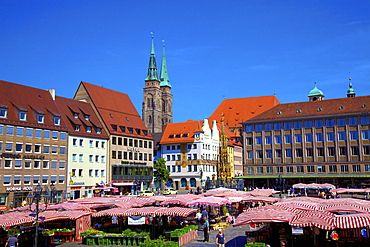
xmin=145 ymin=33 xmax=171 ymax=88
xmin=142 ymin=33 xmax=173 ymax=136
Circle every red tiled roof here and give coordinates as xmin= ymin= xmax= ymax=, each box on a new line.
xmin=0 ymin=80 xmax=67 ymax=130
xmin=160 ymin=119 xmax=234 ymax=145
xmin=209 ymin=96 xmax=280 ymax=128
xmin=160 ymin=120 xmax=204 ymax=144
xmin=55 ymin=96 xmax=109 ymax=138
xmin=245 ymin=96 xmax=370 ymax=122
xmin=78 ymin=82 xmax=152 ymax=139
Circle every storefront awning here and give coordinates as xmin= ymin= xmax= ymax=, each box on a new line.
xmin=112 ymin=182 xmax=134 ymax=186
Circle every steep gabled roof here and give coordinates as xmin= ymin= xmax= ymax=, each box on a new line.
xmin=160 ymin=120 xmax=201 ymax=144
xmin=55 ymin=96 xmax=109 ymax=138
xmin=76 ymin=81 xmax=152 ymax=139
xmin=245 ymin=95 xmax=370 ymax=122
xmin=209 ymin=95 xmax=280 ymax=128
xmin=160 ymin=119 xmax=234 ymax=145
xmin=0 ymin=80 xmax=67 ymax=130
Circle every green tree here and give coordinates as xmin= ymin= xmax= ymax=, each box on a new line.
xmin=154 ymin=158 xmax=170 ymax=189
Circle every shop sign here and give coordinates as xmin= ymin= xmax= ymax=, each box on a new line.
xmin=74 ymin=182 xmax=85 ymax=185
xmin=120 ymin=161 xmax=147 ymax=166
xmin=0 ymin=205 xmax=7 ymax=211
xmin=127 ymin=147 xmax=140 ymax=152
xmin=128 ymin=216 xmax=146 ymax=225
xmin=0 ymin=153 xmax=21 ymax=158
xmin=292 ymin=227 xmax=304 ymax=235
xmin=71 ymin=187 xmax=81 ymax=190
xmin=6 ymin=186 xmax=33 ymax=192
xmin=23 ymin=154 xmax=45 ymax=159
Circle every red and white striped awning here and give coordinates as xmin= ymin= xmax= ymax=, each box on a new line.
xmin=39 ymin=211 xmax=92 ymax=222
xmin=0 ymin=212 xmax=34 ymax=227
xmin=160 ymin=197 xmax=194 ymax=206
xmin=334 ymin=214 xmax=370 ymax=229
xmin=233 ymin=207 xmax=294 ymax=226
xmin=152 ymin=207 xmax=197 ymax=217
xmin=289 ymin=211 xmax=335 ymax=230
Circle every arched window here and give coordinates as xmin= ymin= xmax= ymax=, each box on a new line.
xmin=190 ymin=178 xmax=196 ymax=188
xmin=148 ymin=115 xmax=152 ymax=124
xmin=147 ymin=97 xmax=152 ymax=107
xmin=180 ymin=178 xmax=187 ymax=188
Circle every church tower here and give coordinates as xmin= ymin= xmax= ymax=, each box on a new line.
xmin=142 ymin=34 xmax=173 ymax=135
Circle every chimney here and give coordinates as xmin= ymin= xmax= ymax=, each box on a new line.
xmin=48 ymin=89 xmax=55 ymax=100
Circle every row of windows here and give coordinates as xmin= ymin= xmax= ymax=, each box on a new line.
xmin=1 ymin=159 xmax=65 ymax=169
xmin=2 ymin=175 xmax=65 ymax=185
xmin=166 ymin=165 xmax=216 ymax=173
xmin=248 ymin=130 xmax=370 ymax=145
xmin=71 ymin=154 xmax=106 ymax=163
xmin=0 ymin=108 xmax=61 ymax=125
xmin=247 ymin=164 xmax=370 ymax=174
xmin=247 ymin=146 xmax=370 ymax=159
xmin=0 ymin=125 xmax=67 ymax=140
xmin=245 ymin=116 xmax=370 ymax=132
xmin=71 ymin=169 xmax=105 ymax=177
xmin=0 ymin=142 xmax=66 ymax=154
xmin=112 ymin=137 xmax=152 ymax=148
xmin=111 ymin=124 xmax=148 ymax=136
xmin=112 ymin=151 xmax=153 ymax=161
xmin=72 ymin=138 xmax=106 ymax=149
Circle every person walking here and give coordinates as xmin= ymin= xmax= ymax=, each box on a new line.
xmin=215 ymin=228 xmax=226 ymax=247
xmin=5 ymin=233 xmax=18 ymax=247
xmin=203 ymin=218 xmax=210 ymax=242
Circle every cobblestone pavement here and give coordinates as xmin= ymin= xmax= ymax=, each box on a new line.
xmin=57 ymin=225 xmax=248 ymax=247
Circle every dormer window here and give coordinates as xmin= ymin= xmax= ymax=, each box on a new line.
xmin=317 ymin=108 xmax=322 ymax=112
xmin=86 ymin=126 xmax=92 ymax=133
xmin=54 ymin=116 xmax=60 ymax=125
xmin=96 ymin=128 xmax=101 ymax=134
xmin=37 ymin=114 xmax=44 ymax=123
xmin=128 ymin=127 xmax=133 ymax=134
xmin=277 ymin=111 xmax=282 ymax=115
xmin=84 ymin=114 xmax=89 ymax=121
xmin=74 ymin=125 xmax=80 ymax=131
xmin=296 ymin=109 xmax=302 ymax=113
xmin=362 ymin=104 xmax=367 ymax=108
xmin=0 ymin=108 xmax=7 ymax=118
xmin=169 ymin=135 xmax=174 ymax=138
xmin=19 ymin=111 xmax=27 ymax=121
xmin=111 ymin=124 xmax=117 ymax=131
xmin=176 ymin=134 xmax=181 ymax=138
xmin=120 ymin=126 xmax=126 ymax=132
xmin=73 ymin=113 xmax=79 ymax=118
xmin=136 ymin=129 xmax=141 ymax=135
xmin=339 ymin=106 xmax=344 ymax=110
xmin=183 ymin=134 xmax=188 ymax=137
xmin=143 ymin=130 xmax=148 ymax=136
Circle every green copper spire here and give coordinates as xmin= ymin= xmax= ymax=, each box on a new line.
xmin=160 ymin=40 xmax=171 ymax=87
xmin=347 ymin=78 xmax=356 ymax=97
xmin=145 ymin=32 xmax=159 ymax=81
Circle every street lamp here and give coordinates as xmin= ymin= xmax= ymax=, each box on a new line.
xmin=27 ymin=184 xmax=51 ymax=247
xmin=276 ymin=175 xmax=286 ymax=198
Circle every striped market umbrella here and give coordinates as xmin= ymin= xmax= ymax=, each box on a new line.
xmin=0 ymin=212 xmax=34 ymax=227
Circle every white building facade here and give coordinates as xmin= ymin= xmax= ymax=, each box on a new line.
xmin=160 ymin=119 xmax=219 ymax=191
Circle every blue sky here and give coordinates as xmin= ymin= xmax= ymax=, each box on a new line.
xmin=1 ymin=1 xmax=369 ymax=123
